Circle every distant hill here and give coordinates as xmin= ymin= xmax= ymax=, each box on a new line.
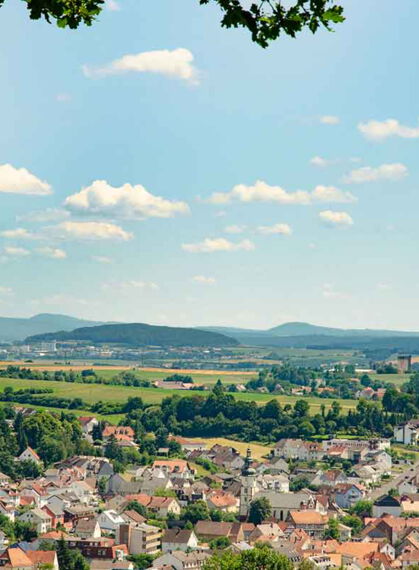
xmin=26 ymin=322 xmax=239 ymax=347
xmin=267 ymin=321 xmax=419 ymax=338
xmin=0 ymin=313 xmax=104 ymax=342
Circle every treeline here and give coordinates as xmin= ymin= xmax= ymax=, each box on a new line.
xmin=120 ymin=381 xmax=417 ymax=443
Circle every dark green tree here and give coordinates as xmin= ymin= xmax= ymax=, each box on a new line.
xmin=248 ymin=497 xmax=271 ymax=525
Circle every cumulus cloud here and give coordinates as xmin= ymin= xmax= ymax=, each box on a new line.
xmin=310 ymin=156 xmax=333 ymax=167
xmin=4 ymin=246 xmax=30 ymax=256
xmin=224 ymin=225 xmax=246 ymax=234
xmin=343 ymin=163 xmax=408 ymax=184
xmin=0 ymin=164 xmax=51 ymax=195
xmin=208 ymin=181 xmax=355 ymax=206
xmin=106 ymin=0 xmax=120 ymax=10
xmin=322 ymin=283 xmax=350 ymax=300
xmin=182 ymin=238 xmax=255 ymax=253
xmin=0 ymin=228 xmax=38 ymax=240
xmin=83 ymin=48 xmax=199 ymax=85
xmin=192 ymin=275 xmax=216 ymax=284
xmin=64 ymin=180 xmax=189 ymax=220
xmin=256 ymin=223 xmax=292 ymax=235
xmin=320 ymin=115 xmax=340 ymax=125
xmin=0 ymin=286 xmax=13 ymax=295
xmin=91 ymin=255 xmax=113 ymax=264
xmin=358 ymin=118 xmax=419 ymax=141
xmin=103 ymin=280 xmax=159 ymax=291
xmin=48 ymin=221 xmax=133 ymax=241
xmin=17 ymin=208 xmax=70 ymax=223
xmin=36 ymin=247 xmax=67 ymax=259
xmin=311 ymin=185 xmax=357 ymax=203
xmin=319 ymin=210 xmax=354 ymax=228
xmin=56 ymin=93 xmax=71 ymax=103
xmin=208 ymin=181 xmax=311 ymax=206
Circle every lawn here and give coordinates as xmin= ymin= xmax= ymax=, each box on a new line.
xmin=369 ymin=373 xmax=410 ymax=386
xmin=0 ymin=376 xmax=358 ymax=414
xmin=188 ymin=437 xmax=272 ymax=460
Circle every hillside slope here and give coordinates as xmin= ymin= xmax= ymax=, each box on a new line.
xmin=26 ymin=322 xmax=239 ymax=347
xmin=0 ymin=313 xmax=103 ymax=342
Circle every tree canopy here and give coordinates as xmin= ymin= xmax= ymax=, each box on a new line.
xmin=1 ymin=1 xmax=345 ymax=47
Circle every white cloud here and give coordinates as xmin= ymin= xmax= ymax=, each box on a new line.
xmin=208 ymin=181 xmax=355 ymax=206
xmin=0 ymin=228 xmax=38 ymax=240
xmin=256 ymin=223 xmax=292 ymax=235
xmin=102 ymin=280 xmax=159 ymax=291
xmin=91 ymin=255 xmax=113 ymax=264
xmin=224 ymin=225 xmax=246 ymax=234
xmin=319 ymin=210 xmax=354 ymax=227
xmin=17 ymin=208 xmax=70 ymax=223
xmin=343 ymin=163 xmax=408 ymax=184
xmin=4 ymin=246 xmax=30 ymax=257
xmin=192 ymin=275 xmax=216 ymax=284
xmin=0 ymin=164 xmax=52 ymax=195
xmin=64 ymin=180 xmax=189 ymax=220
xmin=182 ymin=238 xmax=255 ymax=253
xmin=320 ymin=115 xmax=340 ymax=125
xmin=377 ymin=282 xmax=392 ymax=291
xmin=358 ymin=118 xmax=419 ymax=141
xmin=56 ymin=93 xmax=71 ymax=103
xmin=106 ymin=0 xmax=120 ymax=10
xmin=0 ymin=286 xmax=13 ymax=295
xmin=310 ymin=156 xmax=333 ymax=167
xmin=311 ymin=185 xmax=357 ymax=203
xmin=36 ymin=247 xmax=67 ymax=259
xmin=322 ymin=283 xmax=350 ymax=300
xmin=48 ymin=221 xmax=133 ymax=241
xmin=83 ymin=48 xmax=199 ymax=85
xmin=208 ymin=181 xmax=311 ymax=206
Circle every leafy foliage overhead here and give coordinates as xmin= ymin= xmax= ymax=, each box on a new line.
xmin=1 ymin=0 xmax=345 ymax=46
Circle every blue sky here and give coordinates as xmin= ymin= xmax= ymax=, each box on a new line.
xmin=1 ymin=0 xmax=419 ymax=330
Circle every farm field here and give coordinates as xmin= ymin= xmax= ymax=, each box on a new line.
xmin=0 ymin=401 xmax=123 ymax=424
xmin=369 ymin=373 xmax=410 ymax=386
xmin=189 ymin=437 xmax=272 ymax=460
xmin=0 ymin=376 xmax=358 ymax=413
xmin=0 ymin=362 xmax=255 ymax=386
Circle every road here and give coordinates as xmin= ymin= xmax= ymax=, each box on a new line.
xmin=368 ymin=460 xmax=419 ymax=501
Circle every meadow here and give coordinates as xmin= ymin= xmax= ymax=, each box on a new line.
xmin=369 ymin=373 xmax=410 ymax=386
xmin=0 ymin=376 xmax=358 ymax=415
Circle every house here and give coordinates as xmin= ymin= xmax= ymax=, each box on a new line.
xmin=334 ymin=484 xmax=365 ymax=509
xmin=102 ymin=426 xmax=135 ymax=442
xmin=152 ymin=460 xmax=195 ymax=479
xmin=399 ymin=549 xmax=419 ymax=568
xmin=162 ymin=528 xmax=199 ymax=552
xmin=98 ymin=510 xmax=126 ymax=532
xmin=17 ymin=447 xmax=42 ymax=465
xmin=75 ymin=517 xmax=102 ymax=539
xmin=206 ymin=491 xmax=238 ymax=513
xmin=373 ymin=495 xmax=403 ymax=518
xmin=0 ymin=547 xmax=34 ymax=569
xmin=394 ymin=420 xmax=419 ymax=445
xmin=19 ymin=507 xmax=51 ymax=534
xmin=311 ymin=469 xmax=350 ymax=488
xmin=248 ymin=522 xmax=285 ymax=544
xmin=79 ymin=416 xmax=99 ymax=435
xmin=0 ymin=530 xmax=8 ymax=551
xmin=26 ymin=550 xmax=59 ymax=570
xmin=194 ymin=521 xmax=242 ymax=542
xmin=152 ymin=551 xmax=210 ymax=570
xmin=287 ymin=511 xmax=329 ymax=538
xmin=170 ymin=437 xmax=206 ymax=453
xmin=251 ymin=491 xmax=316 ymax=522
xmin=118 ymin=522 xmax=161 ymax=555
xmin=90 ymin=561 xmax=134 ymax=570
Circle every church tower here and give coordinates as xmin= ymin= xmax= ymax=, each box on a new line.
xmin=239 ymin=448 xmax=257 ymax=518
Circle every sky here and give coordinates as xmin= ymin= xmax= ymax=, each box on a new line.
xmin=1 ymin=0 xmax=419 ymax=330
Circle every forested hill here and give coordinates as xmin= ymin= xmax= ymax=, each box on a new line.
xmin=26 ymin=322 xmax=239 ymax=347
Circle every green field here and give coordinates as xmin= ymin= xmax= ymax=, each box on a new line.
xmin=0 ymin=376 xmax=358 ymax=414
xmin=97 ymin=369 xmax=254 ymax=386
xmin=369 ymin=373 xmax=410 ymax=386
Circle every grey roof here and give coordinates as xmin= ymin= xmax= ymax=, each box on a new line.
xmin=254 ymin=491 xmax=313 ymax=509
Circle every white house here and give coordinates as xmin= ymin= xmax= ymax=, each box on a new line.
xmin=17 ymin=447 xmax=42 ymax=465
xmin=394 ymin=420 xmax=419 ymax=445
xmin=19 ymin=507 xmax=51 ymax=534
xmin=98 ymin=509 xmax=126 ymax=532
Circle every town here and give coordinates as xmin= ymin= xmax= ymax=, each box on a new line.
xmin=0 ymin=367 xmax=418 ymax=570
